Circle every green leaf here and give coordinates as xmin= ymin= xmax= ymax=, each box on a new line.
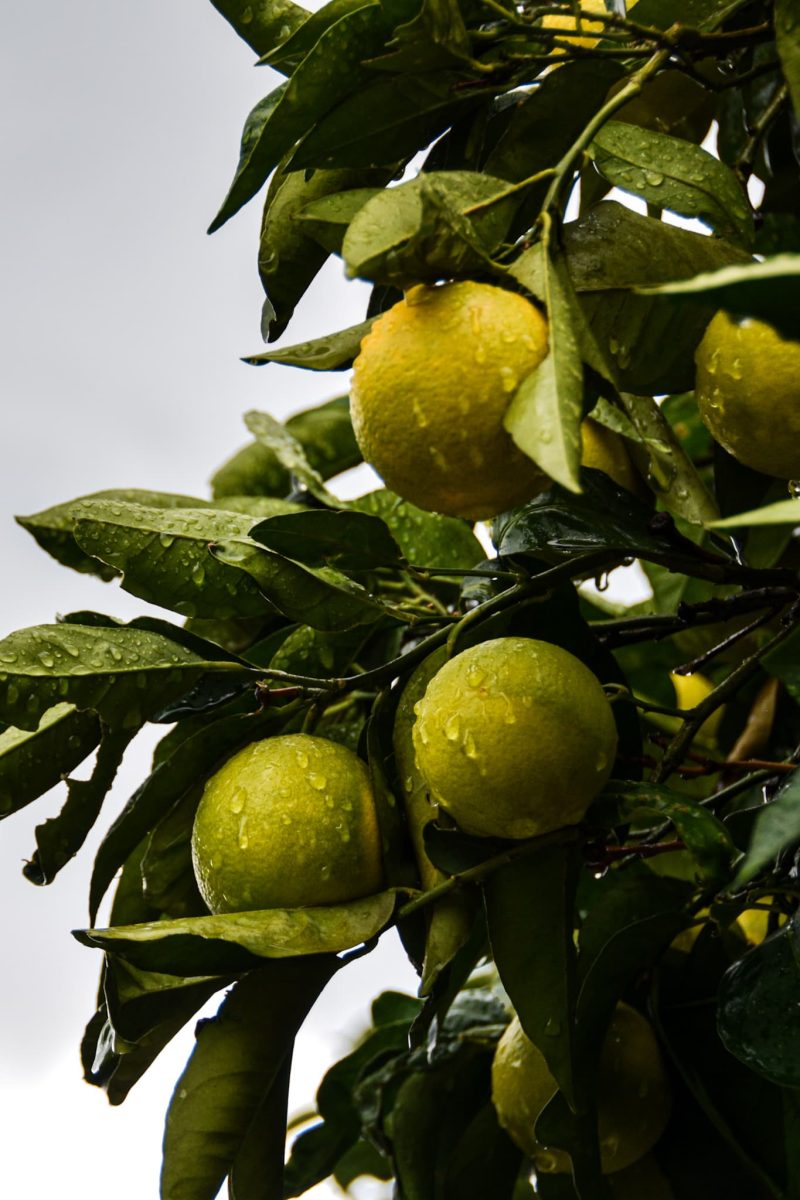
xmin=0 ymin=622 xmax=246 ymax=732
xmin=89 ymin=708 xmax=291 ymax=922
xmin=372 ymin=0 xmax=470 ymax=72
xmin=261 ymin=0 xmax=367 ymax=71
xmin=776 ymin=0 xmax=800 ymax=120
xmin=210 ymin=540 xmax=389 ymax=631
xmin=624 ymin=0 xmax=742 ymax=32
xmin=140 ymin=786 xmax=207 ymax=920
xmin=70 ymin=501 xmax=277 ymax=620
xmin=243 ymin=409 xmax=332 ymax=500
xmin=74 ymin=891 xmax=395 ymax=975
xmin=296 ymin=187 xmax=382 ymax=253
xmin=761 ymin=626 xmax=800 ymax=704
xmin=16 ymin=489 xmax=213 ymax=580
xmin=350 ymin=489 xmax=483 ymax=569
xmin=505 ymin=241 xmax=583 ymax=492
xmin=717 ymin=920 xmax=800 ymax=1088
xmin=209 ymin=5 xmax=390 ymax=231
xmin=730 ymin=770 xmax=800 ymax=888
xmin=0 ymin=703 xmax=100 ymax=819
xmin=484 ymin=841 xmax=579 ymax=1105
xmin=593 ymin=781 xmax=736 ymax=885
xmin=709 ymin=497 xmax=800 ymax=529
xmin=208 ymin=0 xmax=308 ymax=57
xmin=589 ymin=121 xmax=753 ymax=246
xmin=342 ymin=171 xmax=516 ymax=286
xmin=250 ymin=508 xmax=403 ymax=570
xmin=211 ymin=395 xmax=361 ymax=497
xmin=641 ymin=254 xmax=800 ymax=343
xmin=228 ymin=1054 xmax=292 ymax=1200
xmin=23 ymin=723 xmax=134 ymax=886
xmin=289 ymin=70 xmax=478 ymax=171
xmin=243 ymin=318 xmax=373 ymax=370
xmin=161 ymin=958 xmax=337 ymax=1200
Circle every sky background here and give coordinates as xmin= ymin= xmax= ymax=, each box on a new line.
xmin=1 ymin=4 xmax=415 ymax=1197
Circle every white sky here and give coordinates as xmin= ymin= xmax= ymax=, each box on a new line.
xmin=0 ymin=4 xmax=415 ymax=1197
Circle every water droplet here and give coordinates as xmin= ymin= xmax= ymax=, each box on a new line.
xmin=444 ymin=713 xmax=461 ymax=742
xmin=0 ymin=651 xmax=17 ymax=664
xmin=192 ymin=562 xmax=206 ymax=585
xmin=159 ymin=533 xmax=175 ymax=549
xmin=295 ymin=750 xmax=309 ymax=768
xmin=404 ymin=775 xmax=414 ymax=793
xmin=230 ymin=788 xmax=246 ymax=814
xmin=38 ymin=651 xmax=55 ymax=668
xmin=463 ymin=730 xmax=478 ymax=759
xmin=309 ymin=772 xmax=327 ymax=790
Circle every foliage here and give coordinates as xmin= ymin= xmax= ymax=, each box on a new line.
xmin=7 ymin=1 xmax=800 ymax=1199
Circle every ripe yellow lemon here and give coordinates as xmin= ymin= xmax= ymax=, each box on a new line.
xmin=695 ymin=311 xmax=800 ymax=479
xmin=350 ymin=282 xmax=550 ymax=520
xmin=581 ymin=418 xmax=641 ymax=494
xmin=669 ymin=670 xmax=723 ymax=746
xmin=492 ymin=1003 xmax=671 ymax=1175
xmin=411 ymin=637 xmax=617 ymax=839
xmin=191 ymin=733 xmax=383 ymax=912
xmin=541 ymin=0 xmax=608 ymax=52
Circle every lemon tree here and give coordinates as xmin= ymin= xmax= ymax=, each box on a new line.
xmin=5 ymin=3 xmax=800 ymax=1200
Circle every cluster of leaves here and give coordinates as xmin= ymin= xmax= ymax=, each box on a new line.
xmin=5 ymin=0 xmax=800 ymax=1198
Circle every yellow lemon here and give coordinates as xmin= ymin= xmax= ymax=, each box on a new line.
xmin=737 ymin=896 xmax=786 ymax=944
xmin=191 ymin=733 xmax=383 ymax=912
xmin=411 ymin=637 xmax=617 ymax=839
xmin=581 ymin=417 xmax=642 ymax=494
xmin=670 ymin=670 xmax=723 ymax=746
xmin=695 ymin=311 xmax=800 ymax=479
xmin=491 ymin=1003 xmax=671 ymax=1175
xmin=350 ymin=281 xmax=550 ymax=520
xmin=541 ymin=0 xmax=608 ymax=52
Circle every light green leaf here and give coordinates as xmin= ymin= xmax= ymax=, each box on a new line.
xmin=506 ymin=241 xmax=583 ymax=492
xmin=296 ymin=187 xmax=382 ymax=254
xmin=244 ymin=319 xmax=374 ymax=370
xmin=350 ymin=489 xmax=483 ymax=569
xmin=208 ymin=0 xmax=308 ymax=58
xmin=589 ymin=121 xmax=753 ymax=246
xmin=0 ymin=703 xmax=100 ymax=819
xmin=244 ymin=409 xmax=333 ymax=501
xmin=709 ymin=498 xmax=800 ymax=529
xmin=261 ymin=0 xmax=366 ymax=70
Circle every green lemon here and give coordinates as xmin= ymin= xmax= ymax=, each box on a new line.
xmin=492 ymin=1003 xmax=671 ymax=1175
xmin=191 ymin=733 xmax=383 ymax=913
xmin=695 ymin=311 xmax=800 ymax=479
xmin=411 ymin=637 xmax=617 ymax=839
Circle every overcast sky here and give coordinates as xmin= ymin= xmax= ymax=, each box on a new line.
xmin=1 ymin=4 xmax=414 ymax=1197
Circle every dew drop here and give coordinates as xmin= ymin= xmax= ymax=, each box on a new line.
xmin=309 ymin=772 xmax=327 ymax=790
xmin=444 ymin=713 xmax=461 ymax=742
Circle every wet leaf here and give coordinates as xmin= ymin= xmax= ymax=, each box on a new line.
xmin=208 ymin=0 xmax=307 ymax=57
xmin=74 ymin=891 xmax=395 ymax=975
xmin=250 ymin=508 xmax=403 ymax=570
xmin=589 ymin=121 xmax=753 ymax=246
xmin=244 ymin=409 xmax=334 ymax=502
xmin=244 ymin=318 xmax=373 ymax=370
xmin=350 ymin=489 xmax=483 ymax=569
xmin=0 ymin=622 xmax=246 ymax=733
xmin=296 ymin=186 xmax=381 ymax=253
xmin=0 ymin=703 xmax=100 ymax=819
xmin=710 ymin=496 xmax=800 ymax=528
xmin=262 ymin=0 xmax=367 ymax=71
xmin=730 ymin=769 xmax=800 ymax=888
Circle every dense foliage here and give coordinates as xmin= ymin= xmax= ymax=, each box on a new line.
xmin=5 ymin=0 xmax=800 ymax=1197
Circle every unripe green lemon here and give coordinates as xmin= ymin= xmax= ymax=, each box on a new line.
xmin=695 ymin=311 xmax=800 ymax=479
xmin=411 ymin=637 xmax=617 ymax=839
xmin=350 ymin=281 xmax=550 ymax=520
xmin=191 ymin=733 xmax=383 ymax=913
xmin=492 ymin=1004 xmax=671 ymax=1175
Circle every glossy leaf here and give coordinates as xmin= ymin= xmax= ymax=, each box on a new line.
xmin=506 ymin=241 xmax=583 ymax=492
xmin=24 ymin=723 xmax=134 ymax=885
xmin=244 ymin=409 xmax=333 ymax=502
xmin=161 ymin=958 xmax=337 ymax=1200
xmin=296 ymin=186 xmax=381 ymax=253
xmin=0 ymin=622 xmax=245 ymax=733
xmin=74 ymin=891 xmax=395 ymax=976
xmin=718 ymin=920 xmax=800 ymax=1088
xmin=250 ymin=508 xmax=403 ymax=570
xmin=244 ymin=318 xmax=373 ymax=370
xmin=209 ymin=6 xmax=390 ymax=231
xmin=210 ymin=539 xmax=388 ymax=631
xmin=731 ymin=769 xmax=800 ymax=888
xmin=208 ymin=0 xmax=307 ymax=57
xmin=709 ymin=496 xmax=800 ymax=528
xmin=350 ymin=489 xmax=483 ymax=569
xmin=261 ymin=0 xmax=367 ymax=71
xmin=0 ymin=703 xmax=100 ymax=819
xmin=484 ymin=841 xmax=579 ymax=1105
xmin=589 ymin=121 xmax=753 ymax=245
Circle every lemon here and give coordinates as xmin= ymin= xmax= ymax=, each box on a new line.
xmin=411 ymin=637 xmax=617 ymax=839
xmin=350 ymin=281 xmax=550 ymax=520
xmin=669 ymin=670 xmax=723 ymax=746
xmin=737 ymin=896 xmax=786 ymax=944
xmin=191 ymin=733 xmax=383 ymax=913
xmin=491 ymin=1003 xmax=671 ymax=1174
xmin=541 ymin=0 xmax=608 ymax=52
xmin=695 ymin=311 xmax=800 ymax=479
xmin=581 ymin=418 xmax=641 ymax=494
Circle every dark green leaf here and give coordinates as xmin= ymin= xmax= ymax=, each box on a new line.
xmin=161 ymin=958 xmax=336 ymax=1200
xmin=140 ymin=786 xmax=207 ymax=920
xmin=762 ymin=625 xmax=800 ymax=704
xmin=269 ymin=623 xmax=370 ymax=679
xmin=209 ymin=6 xmax=390 ymax=231
xmin=0 ymin=622 xmax=245 ymax=732
xmin=251 ymin=508 xmax=403 ymax=569
xmin=730 ymin=769 xmax=800 ymax=887
xmin=641 ymin=254 xmax=800 ymax=342
xmin=208 ymin=0 xmax=307 ymax=57
xmin=372 ymin=0 xmax=470 ymax=71
xmin=0 ymin=703 xmax=100 ymax=819
xmin=244 ymin=409 xmax=333 ymax=501
xmin=776 ymin=0 xmax=800 ymax=119
xmin=589 ymin=121 xmax=753 ymax=245
xmin=484 ymin=841 xmax=579 ymax=1104
xmin=628 ymin=0 xmax=739 ymax=31
xmin=244 ymin=319 xmax=373 ymax=370
xmin=23 ymin=723 xmax=133 ymax=885
xmin=210 ymin=540 xmax=389 ymax=631
xmin=104 ymin=957 xmax=227 ymax=1046
xmin=261 ymin=0 xmax=366 ymax=71
xmin=228 ymin=1054 xmax=292 ymax=1200
xmin=350 ymin=489 xmax=483 ymax=569
xmin=506 ymin=241 xmax=584 ymax=492
xmin=718 ymin=919 xmax=800 ymax=1088
xmin=75 ymin=891 xmax=396 ymax=975
xmin=296 ymin=186 xmax=382 ymax=253
xmin=443 ymin=1102 xmax=523 ymax=1200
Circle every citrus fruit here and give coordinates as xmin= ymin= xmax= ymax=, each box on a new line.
xmin=350 ymin=281 xmax=550 ymax=520
xmin=411 ymin=637 xmax=617 ymax=839
xmin=491 ymin=1003 xmax=671 ymax=1174
xmin=669 ymin=670 xmax=723 ymax=746
xmin=581 ymin=417 xmax=641 ymax=494
xmin=695 ymin=311 xmax=800 ymax=479
xmin=191 ymin=733 xmax=383 ymax=913
xmin=542 ymin=0 xmax=608 ymax=52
